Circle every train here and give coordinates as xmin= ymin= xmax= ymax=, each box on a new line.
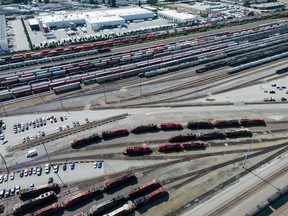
xmin=246 ymin=185 xmax=288 ymax=216
xmin=196 ymin=131 xmax=226 ymax=140
xmin=63 ymin=190 xmax=93 ymax=208
xmin=13 ymin=191 xmax=57 ymax=215
xmin=133 ymin=187 xmax=168 ymax=208
xmin=159 ymin=141 xmax=207 ymax=152
xmin=71 ymin=133 xmax=101 ymax=148
xmin=101 ymin=128 xmax=129 ymax=139
xmin=239 ymin=118 xmax=266 ymax=126
xmin=276 ymin=66 xmax=288 ymax=74
xmin=168 ymin=134 xmax=197 ymax=142
xmin=124 ymin=145 xmax=152 ymax=155
xmin=87 ymin=194 xmax=128 ymax=216
xmin=27 ymin=203 xmax=63 ymax=216
xmin=102 ymin=174 xmax=136 ymax=192
xmin=225 ymin=129 xmax=252 ymax=137
xmin=127 ymin=179 xmax=161 ymax=198
xmin=187 ymin=121 xmax=214 ymax=129
xmin=19 ymin=183 xmax=60 ymax=199
xmin=1 ymin=13 xmax=287 ymax=68
xmin=1 ymin=23 xmax=288 ymax=101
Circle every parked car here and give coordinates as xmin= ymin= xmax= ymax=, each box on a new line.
xmin=3 ymin=174 xmax=8 ymax=182
xmin=9 ymin=172 xmax=15 ymax=180
xmin=93 ymin=161 xmax=98 ymax=168
xmin=70 ymin=162 xmax=75 ymax=170
xmin=53 ymin=164 xmax=59 ymax=173
xmin=0 ymin=189 xmax=5 ymax=198
xmin=63 ymin=163 xmax=67 ymax=171
xmin=19 ymin=170 xmax=24 ymax=178
xmin=37 ymin=167 xmax=42 ymax=176
xmin=15 ymin=185 xmax=20 ymax=194
xmin=30 ymin=183 xmax=34 ymax=189
xmin=0 ymin=175 xmax=3 ymax=183
xmin=48 ymin=177 xmax=53 ymax=184
xmin=45 ymin=164 xmax=50 ymax=174
xmin=28 ymin=168 xmax=33 ymax=175
xmin=4 ymin=189 xmax=10 ymax=197
xmin=98 ymin=161 xmax=102 ymax=169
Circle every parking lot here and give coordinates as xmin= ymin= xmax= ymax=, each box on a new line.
xmin=25 ymin=18 xmax=172 ymax=48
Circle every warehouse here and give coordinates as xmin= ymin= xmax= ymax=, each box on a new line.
xmin=157 ymin=9 xmax=197 ymax=24
xmin=0 ymin=15 xmax=8 ymax=52
xmin=28 ymin=19 xmax=40 ymax=31
xmin=35 ymin=7 xmax=156 ymax=32
xmin=86 ymin=16 xmax=125 ymax=31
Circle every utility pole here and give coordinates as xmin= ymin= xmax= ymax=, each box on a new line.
xmin=242 ymin=133 xmax=258 ymax=168
xmin=139 ymin=77 xmax=142 ymax=96
xmin=103 ymin=84 xmax=107 ymax=103
xmin=0 ymin=153 xmax=9 ymax=173
xmin=41 ymin=137 xmax=67 ymax=188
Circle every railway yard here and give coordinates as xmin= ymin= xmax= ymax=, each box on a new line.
xmin=0 ymin=16 xmax=288 ymax=216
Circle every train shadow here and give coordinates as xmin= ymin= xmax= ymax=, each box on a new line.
xmin=132 ymin=129 xmax=160 ymax=135
xmin=161 ymin=128 xmax=183 ymax=132
xmin=102 ymin=133 xmax=130 ymax=141
xmin=105 ymin=177 xmax=138 ymax=195
xmin=71 ymin=140 xmax=102 ymax=149
xmin=65 ymin=193 xmax=104 ymax=212
xmin=136 ymin=193 xmax=170 ymax=214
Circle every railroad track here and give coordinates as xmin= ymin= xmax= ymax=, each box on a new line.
xmin=167 ymin=145 xmax=288 ymax=216
xmin=207 ymin=165 xmax=288 ymax=216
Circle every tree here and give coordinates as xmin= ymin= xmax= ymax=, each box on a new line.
xmin=243 ymin=0 xmax=250 ymax=7
xmin=44 ymin=0 xmax=49 ymax=3
xmin=248 ymin=11 xmax=254 ymax=16
xmin=147 ymin=0 xmax=158 ymax=5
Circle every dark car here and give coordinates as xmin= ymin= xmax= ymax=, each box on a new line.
xmin=28 ymin=168 xmax=33 ymax=175
xmin=98 ymin=161 xmax=102 ymax=169
xmin=269 ymin=90 xmax=276 ymax=94
xmin=70 ymin=162 xmax=75 ymax=170
xmin=63 ymin=163 xmax=67 ymax=171
xmin=48 ymin=177 xmax=53 ymax=184
xmin=19 ymin=170 xmax=24 ymax=178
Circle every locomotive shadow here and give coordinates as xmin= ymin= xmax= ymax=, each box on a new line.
xmin=125 ymin=152 xmax=153 ymax=157
xmin=71 ymin=140 xmax=102 ymax=149
xmin=136 ymin=193 xmax=170 ymax=214
xmin=131 ymin=129 xmax=160 ymax=135
xmin=65 ymin=193 xmax=104 ymax=212
xmin=161 ymin=128 xmax=183 ymax=132
xmin=105 ymin=177 xmax=138 ymax=195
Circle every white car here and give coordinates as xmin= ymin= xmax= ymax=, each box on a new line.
xmin=33 ymin=167 xmax=37 ymax=175
xmin=15 ymin=185 xmax=20 ymax=194
xmin=0 ymin=175 xmax=3 ymax=183
xmin=45 ymin=164 xmax=50 ymax=174
xmin=9 ymin=172 xmax=15 ymax=180
xmin=24 ymin=169 xmax=28 ymax=177
xmin=53 ymin=164 xmax=59 ymax=173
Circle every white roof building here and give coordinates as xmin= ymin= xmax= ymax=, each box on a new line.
xmin=35 ymin=7 xmax=156 ymax=31
xmin=0 ymin=15 xmax=8 ymax=52
xmin=157 ymin=9 xmax=197 ymax=23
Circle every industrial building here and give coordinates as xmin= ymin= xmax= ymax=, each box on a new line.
xmin=33 ymin=7 xmax=156 ymax=31
xmin=28 ymin=19 xmax=40 ymax=31
xmin=157 ymin=9 xmax=197 ymax=24
xmin=0 ymin=15 xmax=9 ymax=52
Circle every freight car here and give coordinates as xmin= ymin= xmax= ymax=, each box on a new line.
xmin=240 ymin=118 xmax=266 ymax=126
xmin=276 ymin=66 xmax=288 ymax=74
xmin=13 ymin=191 xmax=57 ymax=215
xmin=158 ymin=143 xmax=182 ymax=152
xmin=159 ymin=123 xmax=183 ymax=130
xmin=63 ymin=190 xmax=93 ymax=208
xmin=130 ymin=124 xmax=158 ymax=133
xmin=197 ymin=131 xmax=225 ymax=140
xmin=213 ymin=119 xmax=240 ymax=127
xmin=53 ymin=82 xmax=81 ymax=94
xmin=71 ymin=133 xmax=101 ymax=148
xmin=225 ymin=129 xmax=252 ymax=137
xmin=124 ymin=145 xmax=152 ymax=155
xmin=27 ymin=203 xmax=63 ymax=216
xmin=187 ymin=121 xmax=214 ymax=129
xmin=19 ymin=183 xmax=60 ymax=199
xmin=101 ymin=128 xmax=129 ymax=139
xmin=102 ymin=174 xmax=136 ymax=192
xmin=103 ymin=202 xmax=135 ymax=216
xmin=87 ymin=194 xmax=128 ymax=216
xmin=127 ymin=180 xmax=161 ymax=198
xmin=168 ymin=134 xmax=196 ymax=142
xmin=133 ymin=187 xmax=168 ymax=208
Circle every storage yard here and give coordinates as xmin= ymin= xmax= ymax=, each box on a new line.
xmin=0 ymin=7 xmax=288 ymax=216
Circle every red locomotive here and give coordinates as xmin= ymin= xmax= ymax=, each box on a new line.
xmin=158 ymin=143 xmax=182 ymax=152
xmin=102 ymin=128 xmax=129 ymax=139
xmin=124 ymin=145 xmax=152 ymax=155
